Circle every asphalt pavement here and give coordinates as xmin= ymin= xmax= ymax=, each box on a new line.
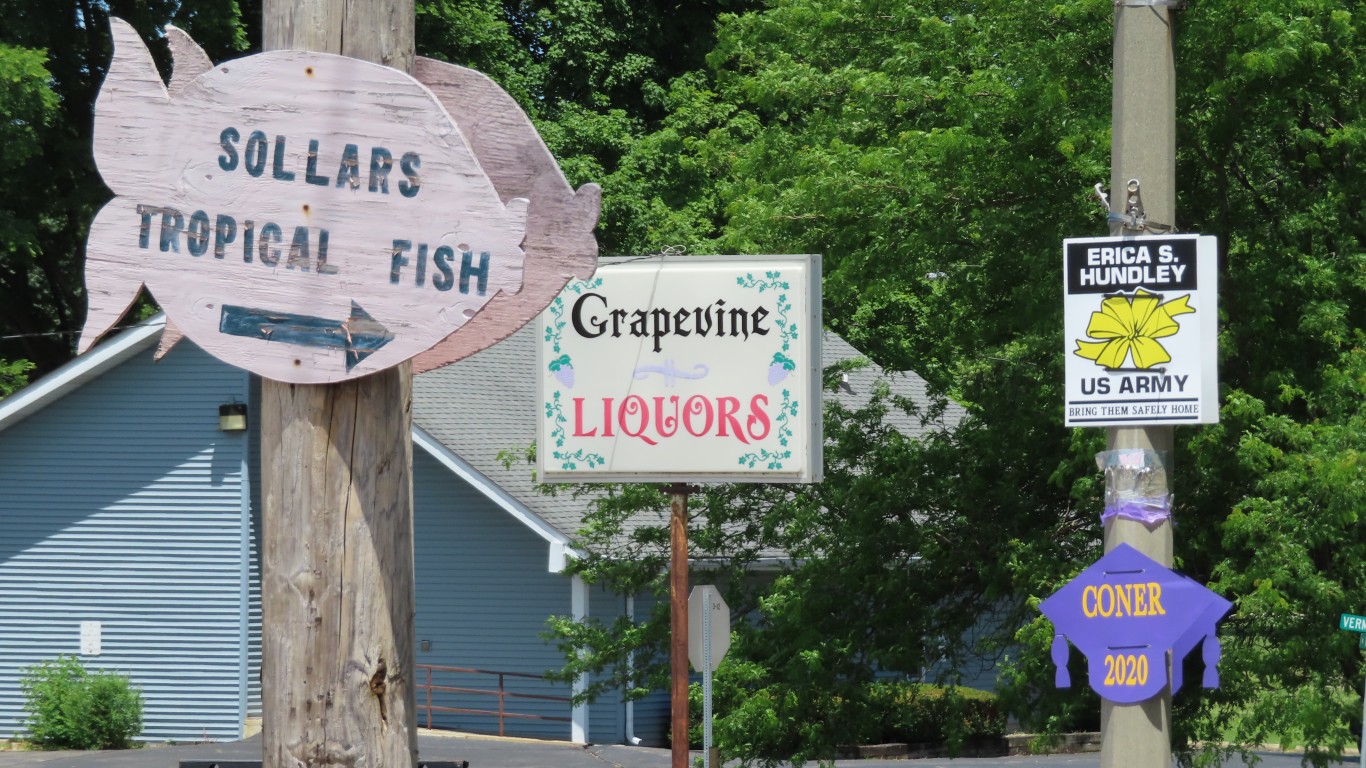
xmin=0 ymin=732 xmax=1353 ymax=768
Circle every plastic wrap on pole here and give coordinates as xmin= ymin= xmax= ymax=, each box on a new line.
xmin=1096 ymin=448 xmax=1172 ymax=527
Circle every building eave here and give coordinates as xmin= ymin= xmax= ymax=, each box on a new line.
xmin=0 ymin=316 xmax=166 ymax=437
xmin=411 ymin=424 xmax=580 ymax=572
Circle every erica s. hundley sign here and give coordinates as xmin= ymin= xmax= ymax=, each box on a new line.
xmin=537 ymin=255 xmax=822 ymax=483
xmin=1063 ymin=234 xmax=1219 ymax=427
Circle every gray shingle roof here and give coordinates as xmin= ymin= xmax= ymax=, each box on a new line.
xmin=413 ymin=323 xmax=593 ymax=541
xmin=412 ymin=325 xmax=963 ymax=543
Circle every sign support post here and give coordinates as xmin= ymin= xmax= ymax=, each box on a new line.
xmin=703 ymin=600 xmax=713 ymax=768
xmin=1103 ymin=2 xmax=1177 ymax=768
xmin=689 ymin=585 xmax=730 ymax=768
xmin=668 ymin=484 xmax=691 ymax=768
xmin=260 ymin=2 xmax=419 ymax=767
xmin=1337 ymin=614 xmax=1366 ymax=760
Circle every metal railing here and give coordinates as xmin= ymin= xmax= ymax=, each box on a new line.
xmin=414 ymin=664 xmax=572 ymax=737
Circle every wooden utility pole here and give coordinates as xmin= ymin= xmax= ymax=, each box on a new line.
xmin=260 ymin=2 xmax=419 ymax=767
xmin=1103 ymin=3 xmax=1176 ymax=768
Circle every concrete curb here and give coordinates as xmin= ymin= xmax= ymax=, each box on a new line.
xmin=1006 ymin=732 xmax=1103 ymax=755
xmin=837 ymin=732 xmax=1102 ymax=760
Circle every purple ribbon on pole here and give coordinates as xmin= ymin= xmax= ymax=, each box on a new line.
xmin=1100 ymin=496 xmax=1172 ymax=527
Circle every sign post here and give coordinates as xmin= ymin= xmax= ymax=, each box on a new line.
xmin=1338 ymin=614 xmax=1366 ymax=760
xmin=690 ymin=586 xmax=731 ymax=768
xmin=669 ymin=485 xmax=691 ymax=768
xmin=258 ymin=3 xmax=420 ymax=765
xmin=83 ymin=3 xmax=600 ymax=764
xmin=1102 ymin=3 xmax=1179 ymax=766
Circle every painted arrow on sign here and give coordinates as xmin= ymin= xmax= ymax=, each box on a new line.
xmin=219 ymin=302 xmax=395 ymax=370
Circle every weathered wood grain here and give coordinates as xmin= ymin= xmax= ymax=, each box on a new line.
xmin=261 ymin=365 xmax=416 ymax=768
xmin=410 ymin=58 xmax=600 ymax=372
xmin=261 ymin=2 xmax=418 ymax=767
xmin=155 ymin=26 xmax=213 ymax=361
xmin=167 ymin=24 xmax=213 ymax=94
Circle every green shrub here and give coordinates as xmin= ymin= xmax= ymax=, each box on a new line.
xmin=685 ymin=663 xmax=1006 ymax=765
xmin=684 ymin=659 xmax=843 ymax=762
xmin=20 ymin=655 xmax=143 ymax=750
xmin=865 ymin=682 xmax=1006 ymax=749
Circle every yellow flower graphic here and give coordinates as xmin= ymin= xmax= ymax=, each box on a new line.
xmin=1074 ymin=289 xmax=1195 ymax=369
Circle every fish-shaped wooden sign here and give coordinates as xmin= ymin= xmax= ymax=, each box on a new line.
xmin=82 ymin=18 xmax=600 ymax=384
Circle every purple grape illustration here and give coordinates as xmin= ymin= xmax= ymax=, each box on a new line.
xmin=768 ymin=352 xmax=795 ymax=385
xmin=549 ymin=354 xmax=575 ymax=388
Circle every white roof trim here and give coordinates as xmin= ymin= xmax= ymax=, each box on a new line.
xmin=0 ymin=316 xmax=166 ymax=436
xmin=412 ymin=424 xmax=579 ymax=572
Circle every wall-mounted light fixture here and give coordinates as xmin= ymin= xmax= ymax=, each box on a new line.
xmin=219 ymin=402 xmax=248 ymax=432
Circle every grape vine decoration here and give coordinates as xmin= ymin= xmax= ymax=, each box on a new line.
xmin=737 ymin=388 xmax=798 ymax=470
xmin=545 ymin=276 xmax=603 ymax=355
xmin=736 ymin=271 xmax=799 ymax=471
xmin=544 ymin=391 xmax=604 ymax=470
xmin=545 ymin=277 xmax=604 ymax=470
xmin=737 ymin=271 xmax=797 ymax=354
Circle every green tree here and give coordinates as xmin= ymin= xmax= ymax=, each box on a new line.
xmin=0 ymin=40 xmax=58 ymax=392
xmin=0 ymin=358 xmax=34 ymax=399
xmin=1168 ymin=4 xmax=1366 ymax=762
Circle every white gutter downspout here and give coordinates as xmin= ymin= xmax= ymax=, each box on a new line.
xmin=571 ymin=576 xmax=589 ymax=744
xmin=625 ymin=594 xmax=642 ymax=745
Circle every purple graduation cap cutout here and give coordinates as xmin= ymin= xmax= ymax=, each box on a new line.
xmin=1039 ymin=543 xmax=1233 ymax=704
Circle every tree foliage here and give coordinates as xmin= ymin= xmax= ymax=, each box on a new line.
xmin=1169 ymin=4 xmax=1366 ymax=762
xmin=0 ymin=358 xmax=34 ymax=400
xmin=541 ymin=0 xmax=1366 ymax=764
xmin=0 ymin=0 xmax=255 ymax=377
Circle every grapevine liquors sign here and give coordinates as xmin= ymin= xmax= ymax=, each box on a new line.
xmin=537 ymin=255 xmax=822 ymax=483
xmin=1063 ymin=235 xmax=1218 ymax=426
xmin=80 ymin=19 xmax=598 ymax=383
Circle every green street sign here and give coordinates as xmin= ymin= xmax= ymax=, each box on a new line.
xmin=1340 ymin=613 xmax=1366 ymax=633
